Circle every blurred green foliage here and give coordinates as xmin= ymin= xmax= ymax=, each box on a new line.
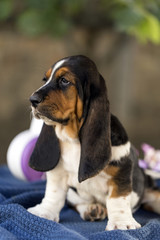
xmin=0 ymin=0 xmax=160 ymax=43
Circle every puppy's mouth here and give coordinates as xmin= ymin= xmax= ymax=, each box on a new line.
xmin=31 ymin=107 xmax=69 ymax=125
xmin=31 ymin=106 xmax=53 ymax=123
xmin=32 ymin=108 xmax=42 ymax=119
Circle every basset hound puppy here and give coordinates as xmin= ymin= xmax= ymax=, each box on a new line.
xmin=28 ymin=55 xmax=160 ymax=230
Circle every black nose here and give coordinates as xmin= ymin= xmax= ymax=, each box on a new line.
xmin=30 ymin=93 xmax=43 ymax=108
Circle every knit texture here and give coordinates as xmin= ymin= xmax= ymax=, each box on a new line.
xmin=0 ymin=166 xmax=160 ymax=240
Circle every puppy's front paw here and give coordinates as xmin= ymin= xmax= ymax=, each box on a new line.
xmin=106 ymin=218 xmax=141 ymax=230
xmin=28 ymin=204 xmax=59 ymax=222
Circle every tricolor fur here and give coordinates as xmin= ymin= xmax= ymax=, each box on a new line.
xmin=28 ymin=55 xmax=160 ymax=230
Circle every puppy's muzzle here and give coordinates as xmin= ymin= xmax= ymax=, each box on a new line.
xmin=30 ymin=92 xmax=43 ymax=108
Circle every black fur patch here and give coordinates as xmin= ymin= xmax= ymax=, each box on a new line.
xmin=29 ymin=124 xmax=60 ymax=172
xmin=109 ymin=157 xmax=132 ymax=195
xmin=111 ymin=114 xmax=128 ymax=146
xmin=78 ymin=74 xmax=111 ymax=182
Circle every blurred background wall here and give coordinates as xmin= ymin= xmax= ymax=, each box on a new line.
xmin=0 ymin=0 xmax=160 ymax=165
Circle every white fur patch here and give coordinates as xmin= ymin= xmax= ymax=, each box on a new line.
xmin=28 ymin=161 xmax=68 ymax=221
xmin=111 ymin=141 xmax=131 ymax=161
xmin=38 ymin=59 xmax=66 ymax=91
xmin=106 ymin=194 xmax=141 ymax=230
xmin=49 ymin=59 xmax=66 ymax=82
xmin=131 ymin=191 xmax=139 ymax=210
xmin=67 ymin=188 xmax=86 ymax=205
xmin=61 ymin=139 xmax=81 ymax=173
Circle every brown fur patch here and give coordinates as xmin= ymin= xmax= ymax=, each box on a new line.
xmin=109 ymin=181 xmax=131 ymax=198
xmin=76 ymin=97 xmax=83 ymax=120
xmin=64 ymin=96 xmax=83 ymax=138
xmin=55 ymin=67 xmax=68 ymax=78
xmin=108 ymin=179 xmax=119 ymax=198
xmin=45 ymin=86 xmax=77 ymax=117
xmin=104 ymin=165 xmax=119 ymax=177
xmin=65 ymin=113 xmax=80 ymax=139
xmin=105 ymin=165 xmax=131 ymax=198
xmin=45 ymin=68 xmax=52 ymax=79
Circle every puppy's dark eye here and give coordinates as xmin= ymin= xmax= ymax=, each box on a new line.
xmin=59 ymin=77 xmax=70 ymax=87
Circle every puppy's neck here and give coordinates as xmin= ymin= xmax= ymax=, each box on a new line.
xmin=55 ymin=113 xmax=80 ymax=143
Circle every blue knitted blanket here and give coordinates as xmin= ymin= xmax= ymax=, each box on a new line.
xmin=0 ymin=166 xmax=160 ymax=240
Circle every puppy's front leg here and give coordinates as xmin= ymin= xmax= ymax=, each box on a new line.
xmin=105 ymin=161 xmax=141 ymax=230
xmin=28 ymin=165 xmax=68 ymax=222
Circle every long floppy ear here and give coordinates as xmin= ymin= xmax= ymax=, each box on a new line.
xmin=29 ymin=124 xmax=60 ymax=171
xmin=78 ymin=75 xmax=111 ymax=182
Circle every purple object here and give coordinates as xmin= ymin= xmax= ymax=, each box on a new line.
xmin=21 ymin=137 xmax=44 ymax=181
xmin=153 ymin=162 xmax=160 ymax=172
xmin=138 ymin=159 xmax=148 ymax=169
xmin=141 ymin=143 xmax=153 ymax=153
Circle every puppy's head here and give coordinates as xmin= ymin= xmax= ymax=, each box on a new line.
xmin=30 ymin=57 xmax=82 ymax=127
xmin=29 ymin=55 xmax=111 ymax=182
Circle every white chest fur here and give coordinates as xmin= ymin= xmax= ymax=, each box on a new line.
xmin=55 ymin=124 xmax=110 ymax=204
xmin=55 ymin=124 xmax=81 ymax=183
xmin=60 ymin=140 xmax=81 ymax=173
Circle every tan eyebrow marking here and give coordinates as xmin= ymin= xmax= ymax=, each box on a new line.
xmin=45 ymin=68 xmax=52 ymax=79
xmin=55 ymin=67 xmax=76 ymax=84
xmin=55 ymin=67 xmax=69 ymax=78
